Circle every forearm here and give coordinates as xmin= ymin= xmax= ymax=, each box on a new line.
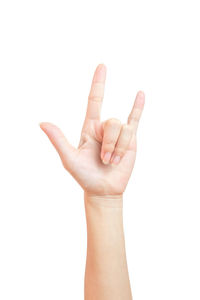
xmin=84 ymin=192 xmax=132 ymax=300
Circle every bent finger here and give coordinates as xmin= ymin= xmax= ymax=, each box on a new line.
xmin=110 ymin=124 xmax=133 ymax=165
xmin=101 ymin=118 xmax=121 ymax=164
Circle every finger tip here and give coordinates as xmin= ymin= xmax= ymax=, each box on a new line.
xmin=95 ymin=63 xmax=107 ymax=81
xmin=101 ymin=156 xmax=109 ymax=165
xmin=39 ymin=122 xmax=52 ymax=132
xmin=39 ymin=122 xmax=47 ymax=129
xmin=138 ymin=90 xmax=145 ymax=99
xmin=101 ymin=155 xmax=110 ymax=165
xmin=98 ymin=63 xmax=106 ymax=70
xmin=136 ymin=90 xmax=145 ymax=107
xmin=39 ymin=122 xmax=44 ymax=129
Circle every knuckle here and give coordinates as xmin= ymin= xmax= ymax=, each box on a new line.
xmin=122 ymin=123 xmax=129 ymax=129
xmin=129 ymin=137 xmax=137 ymax=151
xmin=128 ymin=115 xmax=134 ymax=123
xmin=122 ymin=124 xmax=133 ymax=137
xmin=114 ymin=147 xmax=126 ymax=156
xmin=134 ymin=109 xmax=142 ymax=121
xmin=88 ymin=95 xmax=102 ymax=102
xmin=105 ymin=118 xmax=121 ymax=127
xmin=128 ymin=109 xmax=141 ymax=123
xmin=89 ymin=82 xmax=105 ymax=97
xmin=103 ymin=142 xmax=115 ymax=152
xmin=122 ymin=123 xmax=131 ymax=131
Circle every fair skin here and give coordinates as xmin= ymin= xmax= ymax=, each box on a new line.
xmin=40 ymin=64 xmax=145 ymax=300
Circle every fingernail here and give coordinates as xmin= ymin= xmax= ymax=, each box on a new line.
xmin=112 ymin=155 xmax=121 ymax=165
xmin=103 ymin=152 xmax=111 ymax=164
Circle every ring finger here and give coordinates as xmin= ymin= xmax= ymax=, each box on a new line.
xmin=110 ymin=124 xmax=133 ymax=165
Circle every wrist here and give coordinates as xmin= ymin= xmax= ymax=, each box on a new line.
xmin=84 ymin=191 xmax=123 ymax=208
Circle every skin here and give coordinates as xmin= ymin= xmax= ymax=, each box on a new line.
xmin=40 ymin=64 xmax=145 ymax=299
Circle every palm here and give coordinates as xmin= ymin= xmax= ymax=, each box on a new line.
xmin=71 ymin=119 xmax=137 ymax=195
xmin=40 ymin=64 xmax=144 ymax=196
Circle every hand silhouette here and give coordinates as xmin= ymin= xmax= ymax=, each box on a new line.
xmin=40 ymin=64 xmax=145 ymax=196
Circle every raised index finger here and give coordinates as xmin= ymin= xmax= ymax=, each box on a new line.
xmin=85 ymin=64 xmax=107 ymax=121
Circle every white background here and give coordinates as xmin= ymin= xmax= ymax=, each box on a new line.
xmin=0 ymin=0 xmax=200 ymax=299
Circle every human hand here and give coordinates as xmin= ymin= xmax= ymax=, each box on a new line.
xmin=40 ymin=64 xmax=145 ymax=196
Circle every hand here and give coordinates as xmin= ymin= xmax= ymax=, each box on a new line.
xmin=40 ymin=64 xmax=145 ymax=196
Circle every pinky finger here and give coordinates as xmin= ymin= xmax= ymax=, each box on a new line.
xmin=127 ymin=90 xmax=145 ymax=135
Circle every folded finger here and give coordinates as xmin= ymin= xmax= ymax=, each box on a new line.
xmin=101 ymin=118 xmax=121 ymax=164
xmin=110 ymin=124 xmax=133 ymax=165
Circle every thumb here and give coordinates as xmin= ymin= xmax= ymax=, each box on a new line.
xmin=39 ymin=122 xmax=77 ymax=172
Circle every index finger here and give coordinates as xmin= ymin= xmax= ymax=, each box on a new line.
xmin=85 ymin=64 xmax=107 ymax=121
